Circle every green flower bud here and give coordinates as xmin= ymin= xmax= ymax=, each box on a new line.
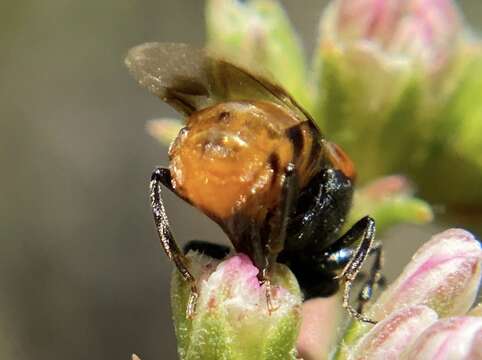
xmin=171 ymin=252 xmax=302 ymax=360
xmin=205 ymin=0 xmax=311 ymax=111
xmin=316 ymin=0 xmax=482 ymax=207
xmin=347 ymin=175 xmax=433 ymax=234
xmin=322 ymin=0 xmax=463 ymax=73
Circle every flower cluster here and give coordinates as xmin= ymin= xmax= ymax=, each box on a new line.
xmin=321 ymin=0 xmax=463 ymax=73
xmin=151 ymin=0 xmax=482 ymax=208
xmin=317 ymin=0 xmax=481 ymax=208
xmin=135 ymin=0 xmax=482 ymax=359
xmin=163 ymin=229 xmax=481 ymax=360
xmin=334 ymin=229 xmax=482 ymax=360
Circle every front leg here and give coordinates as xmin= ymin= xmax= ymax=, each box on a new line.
xmin=262 ymin=163 xmax=298 ymax=313
xmin=150 ymin=167 xmax=198 ymax=318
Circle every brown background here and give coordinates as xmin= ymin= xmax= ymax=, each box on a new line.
xmin=1 ymin=1 xmax=481 ymax=359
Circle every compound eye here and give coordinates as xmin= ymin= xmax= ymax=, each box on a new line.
xmin=326 ymin=142 xmax=356 ymax=181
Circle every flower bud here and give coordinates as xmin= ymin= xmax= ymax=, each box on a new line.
xmin=315 ymin=1 xmax=482 ymax=207
xmin=146 ymin=118 xmax=183 ymax=146
xmin=296 ymin=297 xmax=342 ymax=360
xmin=338 ymin=228 xmax=481 ymax=359
xmin=171 ymin=253 xmax=302 ymax=360
xmin=321 ymin=0 xmax=462 ymax=72
xmin=369 ymin=229 xmax=482 ymax=320
xmin=347 ymin=175 xmax=433 ymax=235
xmin=205 ymin=0 xmax=311 ymax=110
xmin=350 ymin=305 xmax=438 ymax=360
xmin=402 ymin=316 xmax=482 ymax=359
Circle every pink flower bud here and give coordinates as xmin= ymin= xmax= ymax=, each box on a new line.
xmin=297 ymin=297 xmax=341 ymax=360
xmin=200 ymin=253 xmax=300 ymax=315
xmin=360 ymin=175 xmax=414 ymax=200
xmin=351 ymin=305 xmax=438 ymax=360
xmin=322 ymin=0 xmax=463 ymax=71
xmin=369 ymin=229 xmax=482 ymax=321
xmin=171 ymin=253 xmax=302 ymax=359
xmin=403 ymin=316 xmax=482 ymax=359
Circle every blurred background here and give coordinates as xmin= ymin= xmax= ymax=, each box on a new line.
xmin=1 ymin=1 xmax=481 ymax=359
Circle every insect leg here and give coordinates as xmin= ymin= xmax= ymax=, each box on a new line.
xmin=320 ymin=236 xmax=384 ymax=314
xmin=150 ymin=166 xmax=198 ymax=318
xmin=357 ymin=242 xmax=384 ymax=313
xmin=328 ymin=216 xmax=377 ymax=324
xmin=183 ymin=240 xmax=231 ymax=260
xmin=262 ymin=163 xmax=298 ymax=313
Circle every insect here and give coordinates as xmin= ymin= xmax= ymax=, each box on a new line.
xmin=125 ymin=42 xmax=384 ymax=323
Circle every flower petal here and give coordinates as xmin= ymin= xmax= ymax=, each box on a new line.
xmin=296 ymin=297 xmax=342 ymax=360
xmin=350 ymin=305 xmax=438 ymax=360
xmin=402 ymin=316 xmax=482 ymax=359
xmin=369 ymin=229 xmax=482 ymax=320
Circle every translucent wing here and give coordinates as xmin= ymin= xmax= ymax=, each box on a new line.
xmin=125 ymin=42 xmax=311 ymax=122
